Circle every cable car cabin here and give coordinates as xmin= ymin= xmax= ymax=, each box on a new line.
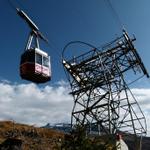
xmin=20 ymin=48 xmax=51 ymax=83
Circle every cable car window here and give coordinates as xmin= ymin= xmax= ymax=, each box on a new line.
xmin=36 ymin=53 xmax=42 ymax=65
xmin=43 ymin=57 xmax=49 ymax=67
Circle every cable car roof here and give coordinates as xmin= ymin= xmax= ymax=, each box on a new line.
xmin=34 ymin=48 xmax=49 ymax=57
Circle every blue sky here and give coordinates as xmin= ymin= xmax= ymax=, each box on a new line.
xmin=0 ymin=0 xmax=150 ymax=84
xmin=0 ymin=0 xmax=150 ymax=135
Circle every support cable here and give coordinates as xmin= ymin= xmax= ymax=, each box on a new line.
xmin=15 ymin=0 xmax=27 ymax=10
xmin=7 ymin=0 xmax=16 ymax=11
xmin=104 ymin=0 xmax=125 ymax=31
xmin=127 ymin=75 xmax=145 ymax=86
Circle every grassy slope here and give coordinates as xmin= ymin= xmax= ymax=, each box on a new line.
xmin=0 ymin=121 xmax=64 ymax=150
xmin=0 ymin=121 xmax=150 ymax=150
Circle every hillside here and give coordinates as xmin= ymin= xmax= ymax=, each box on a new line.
xmin=0 ymin=121 xmax=64 ymax=150
xmin=0 ymin=121 xmax=150 ymax=150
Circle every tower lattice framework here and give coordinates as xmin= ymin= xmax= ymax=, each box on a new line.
xmin=62 ymin=31 xmax=149 ymax=141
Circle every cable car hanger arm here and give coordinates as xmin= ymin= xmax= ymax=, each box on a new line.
xmin=16 ymin=8 xmax=39 ymax=31
xmin=16 ymin=8 xmax=49 ymax=44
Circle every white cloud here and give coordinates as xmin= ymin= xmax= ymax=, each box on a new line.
xmin=131 ymin=88 xmax=150 ymax=117
xmin=131 ymin=88 xmax=150 ymax=136
xmin=0 ymin=81 xmax=73 ymax=126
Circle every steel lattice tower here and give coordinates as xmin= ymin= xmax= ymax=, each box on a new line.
xmin=62 ymin=31 xmax=149 ymax=145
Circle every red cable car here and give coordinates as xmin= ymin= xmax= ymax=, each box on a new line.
xmin=17 ymin=8 xmax=51 ymax=83
xmin=20 ymin=48 xmax=51 ymax=83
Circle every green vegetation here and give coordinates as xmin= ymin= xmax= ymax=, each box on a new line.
xmin=61 ymin=125 xmax=116 ymax=150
